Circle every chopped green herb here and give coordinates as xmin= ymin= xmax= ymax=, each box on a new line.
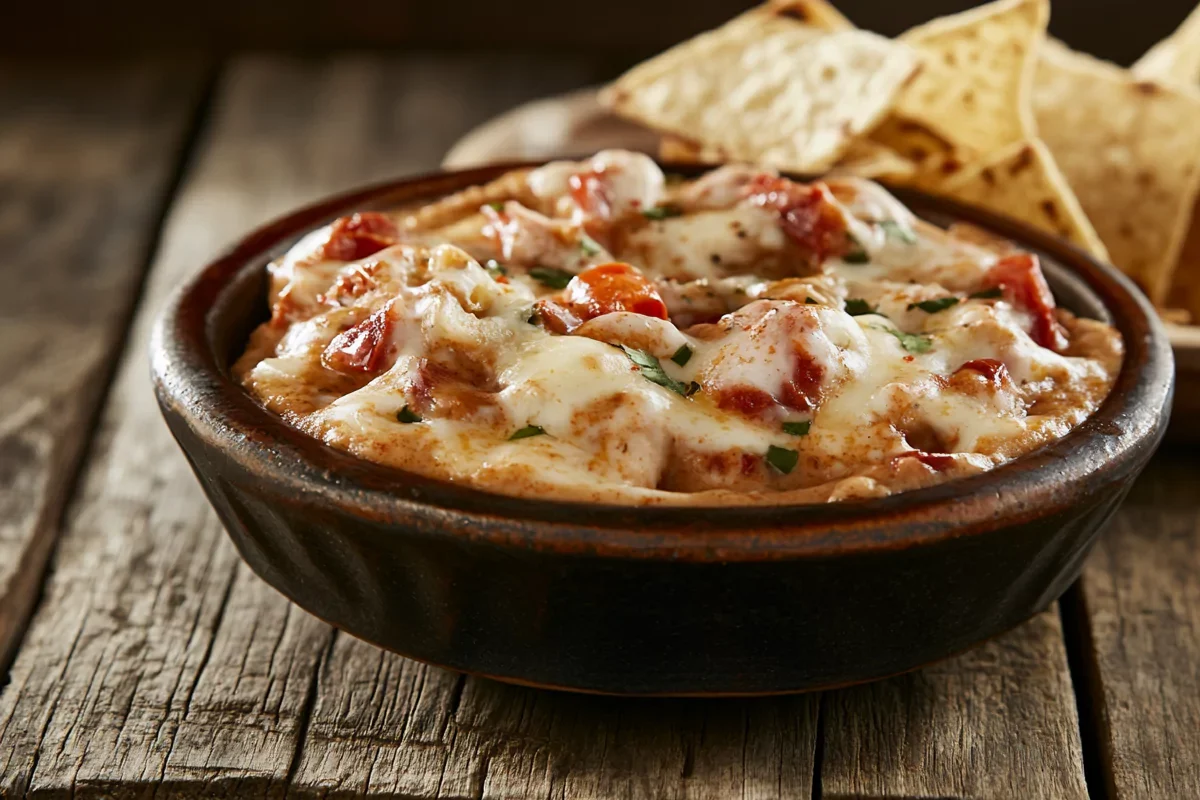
xmin=685 ymin=381 xmax=701 ymax=397
xmin=396 ymin=406 xmax=422 ymax=424
xmin=642 ymin=205 xmax=683 ymax=220
xmin=578 ymin=232 xmax=603 ymax=256
xmin=880 ymin=326 xmax=934 ymax=354
xmin=486 ymin=200 xmax=505 ymax=212
xmin=843 ymin=249 xmax=870 ymax=264
xmin=528 ymin=266 xmax=575 ymax=289
xmin=844 ymin=298 xmax=877 ymax=316
xmin=484 ymin=259 xmax=507 ymax=278
xmin=880 ymin=220 xmax=918 ymax=244
xmin=509 ymin=425 xmax=546 ymax=440
xmin=671 ymin=344 xmax=693 ymax=367
xmin=805 ymin=296 xmax=819 ymax=305
xmin=907 ymin=296 xmax=959 ymax=314
xmin=621 ymin=346 xmax=693 ymax=397
xmin=969 ymin=286 xmax=1004 ymax=299
xmin=782 ymin=420 xmax=811 ymax=436
xmin=766 ymin=445 xmax=800 ymax=474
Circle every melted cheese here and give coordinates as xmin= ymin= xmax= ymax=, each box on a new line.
xmin=236 ymin=152 xmax=1122 ymax=505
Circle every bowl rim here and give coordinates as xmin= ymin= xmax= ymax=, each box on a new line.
xmin=150 ymin=161 xmax=1175 ymax=562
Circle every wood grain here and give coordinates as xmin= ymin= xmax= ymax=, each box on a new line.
xmin=0 ymin=60 xmax=208 ymax=675
xmin=0 ymin=53 xmax=605 ymax=798
xmin=289 ymin=643 xmax=818 ymax=799
xmin=1079 ymin=451 xmax=1200 ymax=799
xmin=820 ymin=607 xmax=1089 ymax=800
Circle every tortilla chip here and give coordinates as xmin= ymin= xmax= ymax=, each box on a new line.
xmin=1034 ymin=39 xmax=1200 ymax=304
xmin=1133 ymin=3 xmax=1200 ymax=87
xmin=600 ymin=6 xmax=920 ymax=172
xmin=896 ymin=0 xmax=1047 ymax=155
xmin=941 ymin=138 xmax=1109 ymax=260
xmin=1167 ymin=202 xmax=1200 ymax=318
xmin=867 ymin=116 xmax=964 ymax=189
xmin=659 ymin=133 xmax=915 ymax=181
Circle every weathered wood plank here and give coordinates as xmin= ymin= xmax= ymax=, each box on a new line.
xmin=0 ymin=59 xmax=208 ymax=675
xmin=820 ymin=606 xmax=1089 ymax=800
xmin=289 ymin=640 xmax=818 ymax=799
xmin=0 ymin=54 xmax=608 ymax=798
xmin=1079 ymin=452 xmax=1200 ymax=799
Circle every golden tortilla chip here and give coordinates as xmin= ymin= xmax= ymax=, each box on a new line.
xmin=1133 ymin=3 xmax=1200 ymax=87
xmin=941 ymin=138 xmax=1109 ymax=260
xmin=1034 ymin=39 xmax=1200 ymax=304
xmin=599 ymin=5 xmax=920 ymax=173
xmin=867 ymin=116 xmax=964 ymax=189
xmin=658 ymin=133 xmax=915 ymax=181
xmin=1167 ymin=203 xmax=1200 ymax=319
xmin=896 ymin=0 xmax=1047 ymax=155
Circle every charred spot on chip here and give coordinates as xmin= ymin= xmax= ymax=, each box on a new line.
xmin=980 ymin=168 xmax=997 ymax=186
xmin=1133 ymin=81 xmax=1161 ymax=95
xmin=1008 ymin=147 xmax=1034 ymax=175
xmin=1041 ymin=200 xmax=1060 ymax=222
xmin=940 ymin=158 xmax=963 ymax=176
xmin=1136 ymin=170 xmax=1155 ymax=187
xmin=774 ymin=1 xmax=812 ymax=22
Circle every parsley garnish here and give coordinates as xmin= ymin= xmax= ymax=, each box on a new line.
xmin=766 ymin=445 xmax=800 ymax=474
xmin=782 ymin=420 xmax=811 ymax=436
xmin=880 ymin=220 xmax=917 ymax=244
xmin=486 ymin=200 xmax=505 ymax=212
xmin=578 ymin=232 xmax=603 ymax=256
xmin=642 ymin=205 xmax=683 ymax=220
xmin=484 ymin=259 xmax=507 ymax=278
xmin=843 ymin=236 xmax=870 ymax=263
xmin=509 ymin=425 xmax=546 ymax=440
xmin=397 ymin=406 xmax=422 ymax=424
xmin=970 ymin=286 xmax=1004 ymax=299
xmin=671 ymin=344 xmax=693 ymax=366
xmin=621 ymin=346 xmax=693 ymax=397
xmin=844 ymin=298 xmax=877 ymax=316
xmin=908 ymin=296 xmax=959 ymax=313
xmin=528 ymin=266 xmax=575 ymax=289
xmin=880 ymin=327 xmax=934 ymax=354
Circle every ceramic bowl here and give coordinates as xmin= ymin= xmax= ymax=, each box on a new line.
xmin=151 ymin=163 xmax=1174 ymax=695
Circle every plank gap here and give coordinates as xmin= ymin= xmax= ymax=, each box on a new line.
xmin=0 ymin=60 xmax=220 ymax=697
xmin=284 ymin=629 xmax=339 ymax=793
xmin=810 ymin=692 xmax=825 ymax=800
xmin=1059 ymin=580 xmax=1116 ymax=800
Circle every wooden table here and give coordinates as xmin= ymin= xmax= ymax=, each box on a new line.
xmin=0 ymin=55 xmax=1196 ymax=800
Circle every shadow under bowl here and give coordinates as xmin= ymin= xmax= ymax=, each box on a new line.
xmin=151 ymin=163 xmax=1174 ymax=696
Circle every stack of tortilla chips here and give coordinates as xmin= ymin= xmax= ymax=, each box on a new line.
xmin=599 ymin=0 xmax=1200 ymax=324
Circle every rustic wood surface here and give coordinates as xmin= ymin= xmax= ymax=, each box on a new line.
xmin=1079 ymin=451 xmax=1200 ymax=800
xmin=0 ymin=59 xmax=208 ymax=674
xmin=0 ymin=52 xmax=1196 ymax=800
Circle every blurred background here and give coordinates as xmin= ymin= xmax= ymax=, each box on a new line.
xmin=1 ymin=0 xmax=1192 ymax=67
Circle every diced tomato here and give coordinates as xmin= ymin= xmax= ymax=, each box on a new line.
xmin=716 ymin=386 xmax=776 ymax=415
xmin=980 ymin=254 xmax=1068 ymax=351
xmin=319 ymin=213 xmax=399 ymax=262
xmin=562 ymin=262 xmax=669 ymax=321
xmin=321 ymin=303 xmax=395 ymax=373
xmin=954 ymin=358 xmax=1010 ymax=389
xmin=568 ymin=168 xmax=614 ymax=220
xmin=745 ymin=175 xmax=851 ymax=264
xmin=779 ymin=353 xmax=825 ymax=413
xmin=895 ymin=450 xmax=957 ymax=472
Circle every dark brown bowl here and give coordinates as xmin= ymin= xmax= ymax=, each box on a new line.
xmin=150 ymin=163 xmax=1174 ymax=696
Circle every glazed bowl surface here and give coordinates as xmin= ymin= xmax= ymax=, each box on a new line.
xmin=151 ymin=162 xmax=1174 ymax=695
